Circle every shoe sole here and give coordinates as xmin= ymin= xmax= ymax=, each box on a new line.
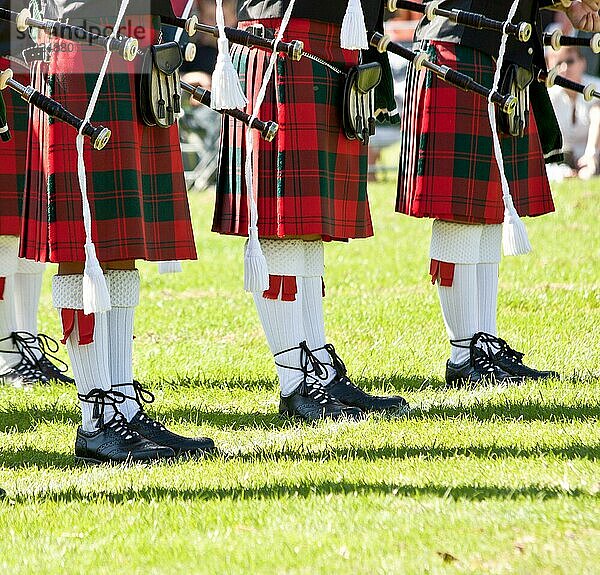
xmin=279 ymin=409 xmax=365 ymax=422
xmin=446 ymin=375 xmax=525 ymax=387
xmin=75 ymin=454 xmax=174 ymax=466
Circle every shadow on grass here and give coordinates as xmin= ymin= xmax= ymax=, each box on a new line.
xmin=0 ymin=406 xmax=80 ymax=432
xmin=2 ymin=396 xmax=599 ymax=435
xmin=409 ymin=402 xmax=600 ymax=422
xmin=8 ymin=480 xmax=599 ymax=504
xmin=151 ymin=373 xmax=432 ymax=392
xmin=234 ymin=442 xmax=600 ymax=463
xmin=3 ymin=439 xmax=600 ymax=470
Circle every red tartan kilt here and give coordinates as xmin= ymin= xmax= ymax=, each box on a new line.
xmin=397 ymin=41 xmax=554 ymax=224
xmin=0 ymin=59 xmax=28 ymax=236
xmin=19 ymin=15 xmax=196 ymax=263
xmin=213 ymin=18 xmax=372 ymax=241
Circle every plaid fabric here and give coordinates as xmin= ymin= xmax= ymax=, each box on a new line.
xmin=397 ymin=41 xmax=554 ymax=225
xmin=0 ymin=59 xmax=28 ymax=237
xmin=213 ymin=18 xmax=372 ymax=241
xmin=19 ymin=15 xmax=196 ymax=263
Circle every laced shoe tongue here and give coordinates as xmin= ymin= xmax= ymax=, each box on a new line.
xmin=306 ymin=381 xmax=334 ymax=405
xmin=14 ymin=357 xmax=48 ymax=383
xmin=107 ymin=414 xmax=137 ymax=440
xmin=472 ymin=348 xmax=496 ymax=374
xmin=139 ymin=412 xmax=166 ymax=430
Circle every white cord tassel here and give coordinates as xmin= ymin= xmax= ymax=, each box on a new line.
xmin=75 ymin=0 xmax=131 ymax=312
xmin=244 ymin=227 xmax=269 ymax=293
xmin=242 ymin=0 xmax=296 ymax=292
xmin=76 ymin=135 xmax=111 ymax=314
xmin=82 ymin=241 xmax=111 ymax=314
xmin=487 ymin=0 xmax=531 ymax=256
xmin=157 ymin=260 xmax=183 ymax=274
xmin=341 ymin=0 xmax=368 ymax=50
xmin=210 ymin=0 xmax=247 ymax=110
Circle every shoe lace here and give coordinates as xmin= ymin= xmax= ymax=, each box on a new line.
xmin=136 ymin=410 xmax=166 ymax=431
xmin=35 ymin=332 xmax=70 ymax=375
xmin=275 ymin=340 xmax=334 ymax=404
xmin=450 ymin=334 xmax=496 ymax=375
xmin=322 ymin=343 xmax=348 ymax=378
xmin=488 ymin=335 xmax=524 ymax=364
xmin=112 ymin=380 xmax=156 ymax=408
xmin=0 ymin=332 xmax=51 ymax=383
xmin=104 ymin=412 xmax=137 ymax=440
xmin=77 ymin=388 xmax=127 ymax=429
xmin=112 ymin=381 xmax=164 ymax=427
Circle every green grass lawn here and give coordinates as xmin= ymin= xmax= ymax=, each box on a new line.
xmin=1 ymin=175 xmax=599 ymax=574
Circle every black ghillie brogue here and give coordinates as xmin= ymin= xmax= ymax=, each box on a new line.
xmin=483 ymin=334 xmax=560 ymax=380
xmin=276 ymin=341 xmax=364 ymax=422
xmin=113 ymin=380 xmax=215 ymax=457
xmin=446 ymin=333 xmax=523 ymax=387
xmin=322 ymin=344 xmax=409 ymax=414
xmin=0 ymin=331 xmax=73 ymax=386
xmin=75 ymin=389 xmax=174 ymax=464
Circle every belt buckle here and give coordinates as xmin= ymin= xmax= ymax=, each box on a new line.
xmin=246 ymin=24 xmax=274 ymax=40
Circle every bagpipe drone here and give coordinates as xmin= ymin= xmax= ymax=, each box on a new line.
xmin=382 ymin=0 xmax=600 ymax=105
xmin=0 ymin=6 xmax=279 ymax=140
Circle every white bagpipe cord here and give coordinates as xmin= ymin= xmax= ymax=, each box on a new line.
xmin=76 ymin=0 xmax=131 ymax=314
xmin=243 ymin=0 xmax=296 ymax=293
xmin=157 ymin=0 xmax=196 ymax=276
xmin=174 ymin=0 xmax=196 ymax=43
xmin=341 ymin=0 xmax=368 ymax=50
xmin=487 ymin=0 xmax=532 ymax=256
xmin=211 ymin=0 xmax=247 ymax=110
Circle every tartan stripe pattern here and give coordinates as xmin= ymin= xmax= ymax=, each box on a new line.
xmin=397 ymin=41 xmax=554 ymax=225
xmin=0 ymin=59 xmax=28 ymax=237
xmin=213 ymin=18 xmax=372 ymax=241
xmin=19 ymin=15 xmax=196 ymax=263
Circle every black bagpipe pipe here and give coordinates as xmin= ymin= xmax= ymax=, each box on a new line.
xmin=0 ymin=8 xmax=139 ymax=61
xmin=537 ymin=66 xmax=600 ymax=101
xmin=370 ymin=32 xmax=517 ymax=114
xmin=0 ymin=68 xmax=111 ymax=149
xmin=544 ymin=29 xmax=600 ymax=53
xmin=160 ymin=15 xmax=304 ymax=61
xmin=386 ymin=0 xmax=532 ymax=43
xmin=179 ymin=80 xmax=278 ymax=141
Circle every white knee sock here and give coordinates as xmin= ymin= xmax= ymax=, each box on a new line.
xmin=53 ymin=274 xmax=113 ymax=431
xmin=477 ymin=263 xmax=499 ymax=336
xmin=106 ymin=269 xmax=140 ymax=421
xmin=477 ymin=224 xmax=502 ymax=336
xmin=437 ymin=265 xmax=478 ymax=364
xmin=252 ymin=239 xmax=307 ymax=396
xmin=0 ymin=276 xmax=19 ymax=372
xmin=430 ymin=221 xmax=482 ymax=365
xmin=14 ymin=259 xmax=46 ymax=360
xmin=14 ymin=259 xmax=46 ymax=336
xmin=299 ymin=240 xmax=336 ymax=384
xmin=0 ymin=236 xmax=19 ymax=372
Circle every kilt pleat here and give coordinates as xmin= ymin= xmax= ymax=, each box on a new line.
xmin=19 ymin=15 xmax=196 ymax=263
xmin=213 ymin=18 xmax=372 ymax=241
xmin=0 ymin=59 xmax=28 ymax=237
xmin=397 ymin=41 xmax=554 ymax=225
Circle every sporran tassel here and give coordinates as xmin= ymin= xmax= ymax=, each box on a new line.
xmin=341 ymin=0 xmax=368 ymax=50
